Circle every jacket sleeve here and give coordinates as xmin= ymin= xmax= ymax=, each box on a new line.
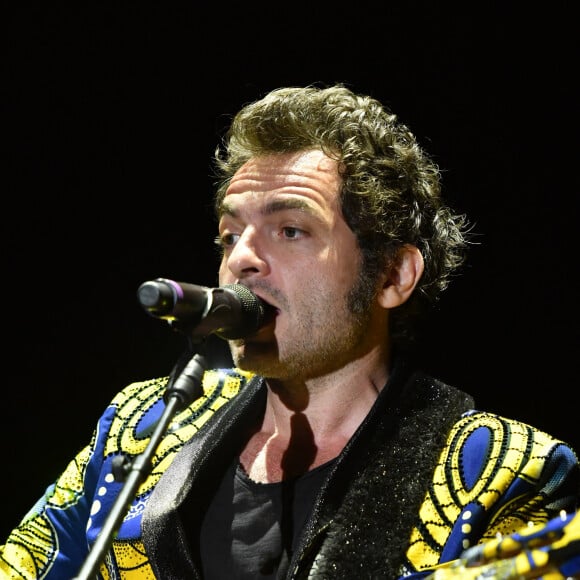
xmin=422 ymin=509 xmax=580 ymax=579
xmin=402 ymin=410 xmax=580 ymax=577
xmin=0 ymin=402 xmax=121 ymax=580
xmin=0 ymin=373 xmax=162 ymax=580
xmin=0 ymin=370 xmax=246 ymax=579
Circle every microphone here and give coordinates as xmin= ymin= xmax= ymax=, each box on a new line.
xmin=137 ymin=278 xmax=268 ymax=339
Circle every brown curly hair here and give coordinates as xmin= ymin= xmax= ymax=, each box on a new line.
xmin=213 ymin=84 xmax=471 ymax=342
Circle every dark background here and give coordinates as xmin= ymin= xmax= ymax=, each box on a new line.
xmin=2 ymin=3 xmax=578 ymax=540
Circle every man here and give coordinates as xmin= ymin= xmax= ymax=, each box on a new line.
xmin=1 ymin=84 xmax=579 ymax=579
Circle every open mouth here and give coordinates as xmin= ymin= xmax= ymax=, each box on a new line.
xmin=259 ymin=300 xmax=279 ymax=328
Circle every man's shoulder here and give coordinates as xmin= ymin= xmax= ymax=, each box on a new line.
xmin=445 ymin=409 xmax=580 ymax=471
xmin=453 ymin=408 xmax=570 ymax=441
xmin=109 ymin=367 xmax=255 ymax=408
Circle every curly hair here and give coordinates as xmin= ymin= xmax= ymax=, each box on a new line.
xmin=213 ymin=84 xmax=471 ymax=342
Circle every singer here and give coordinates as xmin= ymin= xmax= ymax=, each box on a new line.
xmin=2 ymin=85 xmax=579 ymax=579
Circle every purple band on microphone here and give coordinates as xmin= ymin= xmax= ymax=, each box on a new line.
xmin=165 ymin=278 xmax=184 ymax=299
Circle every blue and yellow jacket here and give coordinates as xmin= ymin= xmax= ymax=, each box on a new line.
xmin=1 ymin=362 xmax=579 ymax=579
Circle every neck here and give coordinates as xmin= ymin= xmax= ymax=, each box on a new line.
xmin=239 ymin=346 xmax=391 ymax=482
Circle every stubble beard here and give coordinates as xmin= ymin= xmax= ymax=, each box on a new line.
xmin=229 ymin=268 xmax=377 ymax=380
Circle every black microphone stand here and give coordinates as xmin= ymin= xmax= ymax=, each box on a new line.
xmin=73 ymin=330 xmax=207 ymax=580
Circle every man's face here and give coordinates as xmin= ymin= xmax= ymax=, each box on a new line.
xmin=217 ymin=149 xmax=385 ymax=381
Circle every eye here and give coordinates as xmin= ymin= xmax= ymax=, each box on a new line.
xmin=281 ymin=227 xmax=304 ymax=239
xmin=214 ymin=233 xmax=240 ymax=249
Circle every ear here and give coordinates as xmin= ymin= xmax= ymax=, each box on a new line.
xmin=377 ymin=245 xmax=424 ymax=309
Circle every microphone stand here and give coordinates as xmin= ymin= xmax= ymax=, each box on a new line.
xmin=73 ymin=332 xmax=208 ymax=580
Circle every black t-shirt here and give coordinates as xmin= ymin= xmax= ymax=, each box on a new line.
xmin=199 ymin=457 xmax=334 ymax=579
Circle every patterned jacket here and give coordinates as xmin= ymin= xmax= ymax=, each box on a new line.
xmin=1 ymin=361 xmax=579 ymax=579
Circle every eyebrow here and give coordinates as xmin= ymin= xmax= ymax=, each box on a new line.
xmin=218 ymin=197 xmax=316 ymax=219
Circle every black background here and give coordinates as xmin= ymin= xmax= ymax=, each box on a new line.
xmin=2 ymin=3 xmax=578 ymax=540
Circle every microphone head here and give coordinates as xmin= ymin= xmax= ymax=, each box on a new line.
xmin=136 ymin=278 xmax=272 ymax=340
xmin=217 ymin=284 xmax=267 ymax=339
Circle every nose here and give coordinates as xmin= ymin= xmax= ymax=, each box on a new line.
xmin=224 ymin=229 xmax=269 ymax=280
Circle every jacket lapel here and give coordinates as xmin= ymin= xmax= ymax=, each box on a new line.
xmin=142 ymin=374 xmax=266 ymax=578
xmin=292 ymin=366 xmax=474 ymax=578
